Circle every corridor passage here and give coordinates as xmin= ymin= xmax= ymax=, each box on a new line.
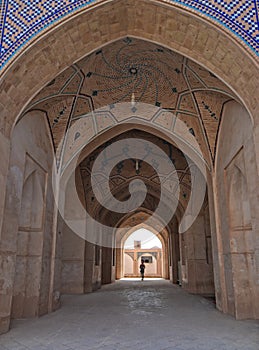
xmin=1 ymin=279 xmax=258 ymax=350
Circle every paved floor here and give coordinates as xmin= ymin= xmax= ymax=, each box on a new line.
xmin=1 ymin=279 xmax=258 ymax=350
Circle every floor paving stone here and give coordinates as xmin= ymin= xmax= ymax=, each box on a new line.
xmin=0 ymin=279 xmax=258 ymax=350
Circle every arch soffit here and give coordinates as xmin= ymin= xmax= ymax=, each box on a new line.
xmin=92 ymin=191 xmax=184 ymax=232
xmin=66 ymin=126 xmax=188 ymax=236
xmin=12 ymin=109 xmax=56 ymax=162
xmin=214 ymin=100 xmax=254 ymax=176
xmin=115 ymin=211 xmax=169 ymax=249
xmin=120 ymin=223 xmax=166 ymax=253
xmin=62 ymin=121 xmax=208 ymax=191
xmin=0 ymin=0 xmax=258 ymax=139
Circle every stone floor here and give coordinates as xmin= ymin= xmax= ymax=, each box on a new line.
xmin=1 ymin=279 xmax=258 ymax=350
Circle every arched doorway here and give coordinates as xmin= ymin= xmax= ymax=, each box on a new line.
xmin=123 ymin=227 xmax=163 ymax=278
xmin=115 ymin=213 xmax=170 ymax=280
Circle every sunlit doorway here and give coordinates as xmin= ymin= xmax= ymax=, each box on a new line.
xmin=123 ymin=228 xmax=163 ymax=278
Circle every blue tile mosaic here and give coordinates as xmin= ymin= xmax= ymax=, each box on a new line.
xmin=0 ymin=0 xmax=258 ymax=71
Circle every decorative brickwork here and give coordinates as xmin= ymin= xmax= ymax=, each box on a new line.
xmin=0 ymin=0 xmax=258 ymax=70
xmin=22 ymin=38 xmax=234 ymax=168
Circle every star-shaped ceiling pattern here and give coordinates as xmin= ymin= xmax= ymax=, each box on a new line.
xmin=24 ymin=38 xmax=235 ymax=167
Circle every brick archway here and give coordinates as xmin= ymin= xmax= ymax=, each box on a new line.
xmin=115 ymin=211 xmax=170 ymax=280
xmin=0 ymin=0 xmax=258 ymax=140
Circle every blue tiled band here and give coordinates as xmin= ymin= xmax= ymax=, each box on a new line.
xmin=0 ymin=0 xmax=258 ymax=71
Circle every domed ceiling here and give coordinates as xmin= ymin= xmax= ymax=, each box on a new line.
xmin=23 ymin=37 xmax=237 ymax=167
xmin=0 ymin=0 xmax=258 ymax=70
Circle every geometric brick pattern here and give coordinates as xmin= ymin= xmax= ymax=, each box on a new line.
xmin=0 ymin=0 xmax=258 ymax=71
xmin=179 ymin=0 xmax=259 ymax=51
xmin=79 ymin=130 xmax=192 ymax=222
xmin=24 ymin=38 xmax=235 ymax=167
xmin=0 ymin=0 xmax=98 ymax=70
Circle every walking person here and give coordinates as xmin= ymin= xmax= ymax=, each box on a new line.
xmin=140 ymin=259 xmax=145 ymax=281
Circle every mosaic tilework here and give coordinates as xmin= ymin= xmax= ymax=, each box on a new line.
xmin=0 ymin=0 xmax=258 ymax=71
xmin=0 ymin=0 xmax=99 ymax=70
xmin=174 ymin=0 xmax=259 ymax=52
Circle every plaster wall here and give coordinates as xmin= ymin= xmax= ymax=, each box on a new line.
xmin=137 ymin=254 xmax=158 ymax=276
xmin=0 ymin=111 xmax=54 ymax=332
xmin=61 ymin=172 xmax=86 ymax=294
xmin=180 ymin=202 xmax=214 ymax=295
xmin=124 ymin=254 xmax=134 ymax=275
xmin=102 ymin=246 xmax=113 ymax=285
xmin=215 ymin=101 xmax=259 ymax=319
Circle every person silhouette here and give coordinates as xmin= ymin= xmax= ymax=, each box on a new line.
xmin=140 ymin=259 xmax=146 ymax=281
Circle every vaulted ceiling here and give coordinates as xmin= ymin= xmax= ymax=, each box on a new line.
xmin=23 ymin=37 xmax=237 ymax=168
xmin=78 ymin=129 xmax=195 ymax=227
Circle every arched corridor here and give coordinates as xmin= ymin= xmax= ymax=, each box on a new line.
xmin=0 ymin=0 xmax=258 ymax=347
xmin=1 ymin=279 xmax=258 ymax=350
